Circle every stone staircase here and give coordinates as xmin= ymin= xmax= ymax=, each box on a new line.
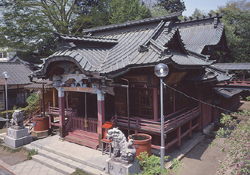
xmin=24 ymin=139 xmax=104 ymax=175
xmin=65 ymin=128 xmax=99 ymax=150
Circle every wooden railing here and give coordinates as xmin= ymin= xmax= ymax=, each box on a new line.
xmin=23 ymin=100 xmax=50 ymax=126
xmin=70 ymin=116 xmax=98 ymax=133
xmin=164 ymin=107 xmax=200 ymax=132
xmin=111 ymin=107 xmax=200 ymax=133
xmin=47 ymin=107 xmax=77 ymax=129
xmin=219 ymin=79 xmax=250 ymax=86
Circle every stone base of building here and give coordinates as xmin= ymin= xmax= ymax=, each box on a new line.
xmin=31 ymin=130 xmax=49 ymax=139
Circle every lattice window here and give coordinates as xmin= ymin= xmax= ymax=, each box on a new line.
xmin=130 ymin=88 xmax=153 ymax=118
xmin=0 ymin=52 xmax=7 ymax=58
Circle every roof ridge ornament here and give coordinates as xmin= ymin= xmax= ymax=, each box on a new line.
xmin=138 ymin=20 xmax=166 ymax=52
xmin=214 ymin=18 xmax=218 ymax=28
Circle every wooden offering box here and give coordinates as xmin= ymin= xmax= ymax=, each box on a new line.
xmin=102 ymin=121 xmax=114 ymax=139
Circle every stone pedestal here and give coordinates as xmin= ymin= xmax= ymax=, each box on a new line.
xmin=4 ymin=128 xmax=32 ymax=148
xmin=31 ymin=130 xmax=49 ymax=139
xmin=104 ymin=158 xmax=140 ymax=175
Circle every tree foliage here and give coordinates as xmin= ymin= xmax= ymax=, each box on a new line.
xmin=109 ymin=0 xmax=151 ymax=24
xmin=157 ymin=0 xmax=185 ymax=13
xmin=0 ymin=0 xmax=152 ymax=55
xmin=218 ymin=0 xmax=250 ymax=63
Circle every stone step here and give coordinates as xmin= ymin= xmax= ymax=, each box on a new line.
xmin=41 ymin=145 xmax=105 ymax=171
xmin=32 ymin=154 xmax=75 ymax=175
xmin=24 ymin=144 xmax=103 ymax=175
xmin=25 ymin=135 xmax=107 ymax=171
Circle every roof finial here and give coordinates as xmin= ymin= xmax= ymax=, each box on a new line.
xmin=208 ymin=13 xmax=212 ymax=18
xmin=184 ymin=17 xmax=187 ymax=21
xmin=189 ymin=16 xmax=193 ymax=20
xmin=202 ymin=14 xmax=205 ymax=19
xmin=196 ymin=16 xmax=199 ymax=20
xmin=215 ymin=13 xmax=219 ymax=16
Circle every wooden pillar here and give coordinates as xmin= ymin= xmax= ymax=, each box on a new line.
xmin=97 ymin=90 xmax=105 ymax=135
xmin=153 ymin=75 xmax=158 ymax=121
xmin=198 ymin=90 xmax=202 ymax=131
xmin=243 ymin=70 xmax=246 ymax=82
xmin=153 ymin=88 xmax=158 ymax=121
xmin=189 ymin=120 xmax=192 ymax=137
xmin=177 ymin=126 xmax=181 ymax=149
xmin=173 ymin=89 xmax=176 ymax=113
xmin=66 ymin=91 xmax=69 ymax=109
xmin=53 ymin=89 xmax=56 ymax=107
xmin=58 ymin=87 xmax=66 ymax=137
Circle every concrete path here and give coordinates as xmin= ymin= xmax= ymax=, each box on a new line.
xmin=7 ymin=160 xmax=63 ymax=175
xmin=3 ymin=124 xmax=213 ymax=175
xmin=6 ymin=134 xmax=109 ymax=175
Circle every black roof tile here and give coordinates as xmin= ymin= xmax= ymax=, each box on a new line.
xmin=213 ymin=63 xmax=250 ymax=70
xmin=35 ymin=13 xmax=229 ymax=81
xmin=82 ymin=12 xmax=181 ymax=34
xmin=0 ymin=63 xmax=31 ymax=85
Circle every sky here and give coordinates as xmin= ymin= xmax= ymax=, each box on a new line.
xmin=182 ymin=0 xmax=229 ymax=16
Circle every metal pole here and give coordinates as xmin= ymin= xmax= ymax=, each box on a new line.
xmin=5 ymin=77 xmax=8 ymax=129
xmin=160 ymin=78 xmax=164 ymax=169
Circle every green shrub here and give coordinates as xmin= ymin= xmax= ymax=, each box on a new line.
xmin=246 ymin=96 xmax=250 ymax=101
xmin=137 ymin=151 xmax=183 ymax=175
xmin=26 ymin=93 xmax=39 ymax=106
xmin=23 ymin=93 xmax=40 ymax=117
xmin=0 ymin=110 xmax=15 ymax=119
xmin=70 ymin=168 xmax=90 ymax=175
xmin=212 ymin=112 xmax=250 ymax=174
xmin=27 ymin=149 xmax=38 ymax=160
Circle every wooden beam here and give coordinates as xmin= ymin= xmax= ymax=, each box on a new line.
xmin=62 ymin=87 xmax=96 ymax=94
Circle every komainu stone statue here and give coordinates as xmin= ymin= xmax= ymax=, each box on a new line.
xmin=10 ymin=110 xmax=24 ymax=129
xmin=107 ymin=127 xmax=136 ymax=164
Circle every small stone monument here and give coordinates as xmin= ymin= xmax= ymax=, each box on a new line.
xmin=4 ymin=110 xmax=32 ymax=148
xmin=103 ymin=128 xmax=140 ymax=175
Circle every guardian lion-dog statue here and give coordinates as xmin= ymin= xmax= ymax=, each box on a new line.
xmin=10 ymin=110 xmax=24 ymax=129
xmin=107 ymin=127 xmax=136 ymax=164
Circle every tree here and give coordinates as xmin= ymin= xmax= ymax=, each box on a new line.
xmin=109 ymin=0 xmax=151 ymax=24
xmin=157 ymin=0 xmax=185 ymax=13
xmin=217 ymin=0 xmax=250 ymax=63
xmin=0 ymin=0 xmax=151 ymax=55
xmin=0 ymin=0 xmax=83 ymax=54
xmin=191 ymin=8 xmax=206 ymax=18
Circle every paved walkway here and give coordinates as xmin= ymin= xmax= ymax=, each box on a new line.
xmin=8 ymin=160 xmax=63 ymax=175
xmin=2 ymin=127 xmax=210 ymax=175
xmin=5 ymin=135 xmax=109 ymax=175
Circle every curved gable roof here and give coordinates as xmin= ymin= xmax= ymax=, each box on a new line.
xmin=35 ymin=13 xmax=225 ymax=79
xmin=178 ymin=15 xmax=224 ymax=54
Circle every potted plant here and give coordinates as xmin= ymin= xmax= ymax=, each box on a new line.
xmin=128 ymin=133 xmax=152 ymax=158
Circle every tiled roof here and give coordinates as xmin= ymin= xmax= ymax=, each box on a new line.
xmin=82 ymin=12 xmax=181 ymax=34
xmin=178 ymin=17 xmax=224 ymax=54
xmin=171 ymin=52 xmax=211 ymax=66
xmin=213 ymin=63 xmax=250 ymax=70
xmin=55 ymin=33 xmax=118 ymax=44
xmin=207 ymin=65 xmax=234 ymax=82
xmin=24 ymin=79 xmax=53 ymax=89
xmin=0 ymin=63 xmax=31 ymax=85
xmin=35 ymin=13 xmax=230 ymax=82
xmin=214 ymin=88 xmax=242 ymax=98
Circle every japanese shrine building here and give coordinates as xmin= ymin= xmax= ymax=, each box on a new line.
xmin=33 ymin=12 xmax=236 ymax=151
